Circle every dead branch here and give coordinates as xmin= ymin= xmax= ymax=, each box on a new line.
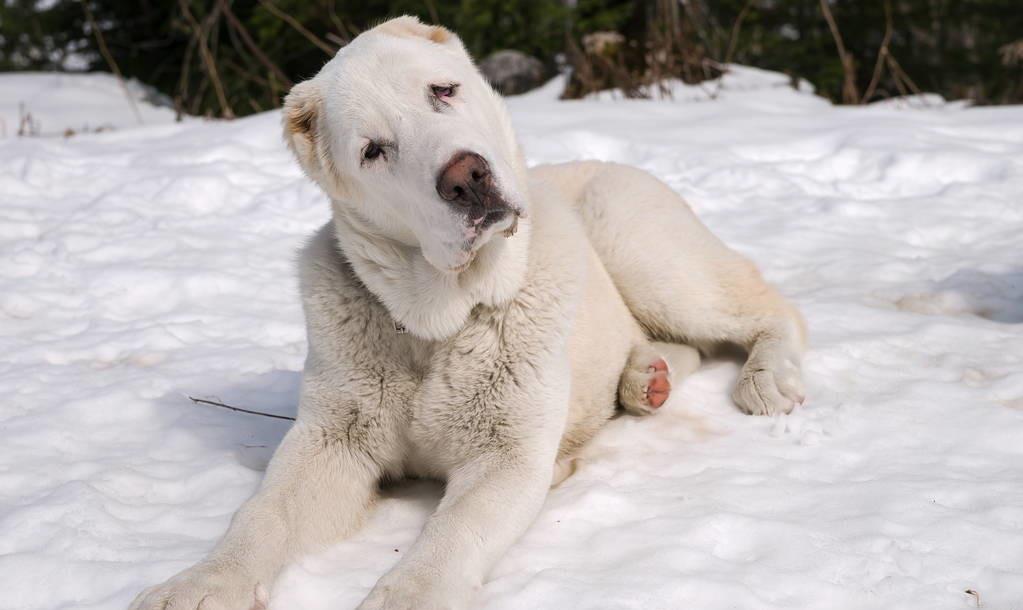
xmin=178 ymin=0 xmax=235 ymax=118
xmin=202 ymin=2 xmax=233 ymax=116
xmin=424 ymin=0 xmax=440 ymax=26
xmin=327 ymin=4 xmax=357 ymax=45
xmin=82 ymin=2 xmax=143 ymax=124
xmin=220 ymin=0 xmax=293 ymax=90
xmin=724 ymin=0 xmax=755 ymax=66
xmin=258 ymin=0 xmax=337 ymax=56
xmin=174 ymin=32 xmax=197 ymax=119
xmin=861 ymin=0 xmax=893 ymax=103
xmin=192 ymin=74 xmax=212 ymax=115
xmin=706 ymin=0 xmax=755 ymax=100
xmin=223 ymin=57 xmax=272 ymax=90
xmin=819 ymin=0 xmax=860 ymax=104
xmin=886 ymin=52 xmax=924 ymax=100
xmin=188 ymin=395 xmax=296 ymax=421
xmin=325 ymin=32 xmax=347 ymax=48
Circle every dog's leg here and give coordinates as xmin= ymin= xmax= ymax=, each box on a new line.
xmin=129 ymin=422 xmax=382 ymax=610
xmin=541 ymin=161 xmax=807 ymax=415
xmin=357 ymin=450 xmax=556 ymax=610
xmin=618 ymin=341 xmax=701 ymax=415
xmin=551 ymin=456 xmax=580 ymax=487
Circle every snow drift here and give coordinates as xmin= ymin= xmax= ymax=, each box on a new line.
xmin=1 ymin=68 xmax=1021 ymax=610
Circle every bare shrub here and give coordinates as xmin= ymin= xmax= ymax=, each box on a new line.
xmin=562 ymin=1 xmax=721 ymax=100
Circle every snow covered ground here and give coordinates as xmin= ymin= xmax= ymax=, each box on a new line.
xmin=1 ymin=67 xmax=1022 ymax=610
xmin=0 ymin=72 xmax=178 ymax=138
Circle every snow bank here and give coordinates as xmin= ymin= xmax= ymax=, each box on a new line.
xmin=1 ymin=70 xmax=1022 ymax=610
xmin=0 ymin=72 xmax=179 ymax=137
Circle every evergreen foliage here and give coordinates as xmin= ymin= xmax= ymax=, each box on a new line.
xmin=0 ymin=1 xmax=1019 ymax=116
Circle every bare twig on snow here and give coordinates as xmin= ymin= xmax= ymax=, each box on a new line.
xmin=187 ymin=395 xmax=296 ymax=421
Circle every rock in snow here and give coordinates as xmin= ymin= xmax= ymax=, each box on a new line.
xmin=478 ymin=50 xmax=547 ymax=95
xmin=1 ymin=67 xmax=1022 ymax=610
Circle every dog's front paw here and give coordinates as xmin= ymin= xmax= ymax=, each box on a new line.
xmin=732 ymin=355 xmax=805 ymax=416
xmin=358 ymin=573 xmax=469 ymax=610
xmin=128 ymin=562 xmax=267 ymax=610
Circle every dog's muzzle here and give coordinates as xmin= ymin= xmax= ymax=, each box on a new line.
xmin=436 ymin=151 xmax=519 ymax=231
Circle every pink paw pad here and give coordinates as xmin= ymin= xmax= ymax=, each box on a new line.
xmin=645 ymin=358 xmax=671 ymax=408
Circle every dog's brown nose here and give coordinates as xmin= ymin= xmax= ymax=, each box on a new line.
xmin=436 ymin=151 xmax=495 ymax=209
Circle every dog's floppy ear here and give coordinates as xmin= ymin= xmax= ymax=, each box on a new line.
xmin=282 ymin=79 xmax=321 ymax=175
xmin=282 ymin=78 xmax=349 ymax=199
xmin=371 ymin=15 xmax=465 ymax=52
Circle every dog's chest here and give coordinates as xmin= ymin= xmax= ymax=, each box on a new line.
xmin=400 ymin=300 xmax=569 ymax=471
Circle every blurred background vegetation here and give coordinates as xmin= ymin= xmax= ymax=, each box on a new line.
xmin=1 ymin=0 xmax=1020 ymax=118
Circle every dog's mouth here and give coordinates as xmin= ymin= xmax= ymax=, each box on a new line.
xmin=444 ymin=204 xmax=522 ymax=274
xmin=462 ymin=204 xmax=521 ymax=244
xmin=480 ymin=208 xmax=510 ymax=230
xmin=478 ymin=206 xmax=522 ymax=235
xmin=460 ymin=188 xmax=522 ymax=226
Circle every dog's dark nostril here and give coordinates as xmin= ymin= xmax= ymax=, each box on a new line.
xmin=437 ymin=151 xmax=494 ymax=207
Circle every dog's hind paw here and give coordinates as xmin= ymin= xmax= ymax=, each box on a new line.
xmin=619 ymin=349 xmax=671 ymax=415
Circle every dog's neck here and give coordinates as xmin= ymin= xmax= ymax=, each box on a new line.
xmin=330 ymin=201 xmax=531 ymax=342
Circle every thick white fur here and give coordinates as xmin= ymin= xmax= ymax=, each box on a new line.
xmin=130 ymin=16 xmax=806 ymax=610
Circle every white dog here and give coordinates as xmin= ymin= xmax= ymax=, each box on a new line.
xmin=130 ymin=16 xmax=806 ymax=610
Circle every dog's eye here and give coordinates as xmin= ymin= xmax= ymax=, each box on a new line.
xmin=363 ymin=141 xmax=384 ymax=162
xmin=431 ymin=84 xmax=458 ymax=100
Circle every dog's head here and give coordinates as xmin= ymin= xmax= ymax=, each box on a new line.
xmin=283 ymin=16 xmax=529 ymax=273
